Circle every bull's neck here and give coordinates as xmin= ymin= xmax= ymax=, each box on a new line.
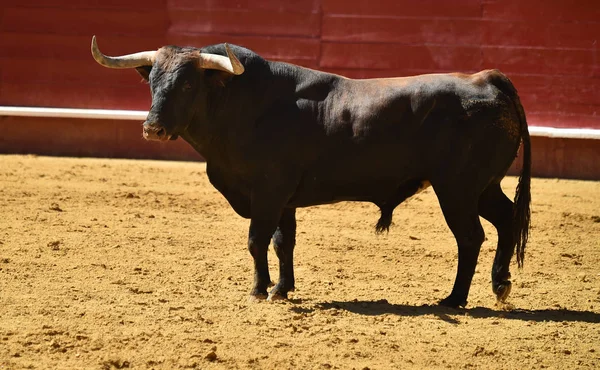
xmin=181 ymin=60 xmax=341 ymax=164
xmin=270 ymin=61 xmax=342 ymax=100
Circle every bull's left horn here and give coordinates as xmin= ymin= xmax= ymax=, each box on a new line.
xmin=197 ymin=43 xmax=245 ymax=75
xmin=91 ymin=35 xmax=156 ymax=69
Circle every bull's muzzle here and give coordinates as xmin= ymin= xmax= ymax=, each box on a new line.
xmin=143 ymin=122 xmax=171 ymax=141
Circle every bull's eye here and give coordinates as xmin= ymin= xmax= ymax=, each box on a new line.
xmin=182 ymin=81 xmax=192 ymax=91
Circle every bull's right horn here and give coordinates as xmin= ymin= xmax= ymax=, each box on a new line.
xmin=197 ymin=44 xmax=245 ymax=75
xmin=91 ymin=35 xmax=156 ymax=69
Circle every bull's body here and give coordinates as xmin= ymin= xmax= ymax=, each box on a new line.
xmin=92 ymin=39 xmax=531 ymax=307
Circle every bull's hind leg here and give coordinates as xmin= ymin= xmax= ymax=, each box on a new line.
xmin=268 ymin=208 xmax=297 ymax=301
xmin=434 ymin=186 xmax=485 ymax=308
xmin=478 ymin=183 xmax=515 ymax=302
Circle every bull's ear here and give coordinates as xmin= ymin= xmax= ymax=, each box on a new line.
xmin=135 ymin=66 xmax=152 ymax=82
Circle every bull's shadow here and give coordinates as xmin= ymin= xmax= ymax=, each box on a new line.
xmin=309 ymin=300 xmax=600 ymax=324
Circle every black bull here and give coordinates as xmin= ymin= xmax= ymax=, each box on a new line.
xmin=91 ymin=37 xmax=531 ymax=308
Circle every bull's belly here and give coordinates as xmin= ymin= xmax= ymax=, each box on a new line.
xmin=287 ymin=176 xmax=430 ymax=208
xmin=287 ymin=191 xmax=374 ymax=208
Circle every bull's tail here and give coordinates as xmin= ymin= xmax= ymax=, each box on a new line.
xmin=488 ymin=70 xmax=532 ymax=268
xmin=512 ymin=93 xmax=531 ymax=268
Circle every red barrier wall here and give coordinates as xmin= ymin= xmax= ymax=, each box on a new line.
xmin=1 ymin=0 xmax=598 ymax=129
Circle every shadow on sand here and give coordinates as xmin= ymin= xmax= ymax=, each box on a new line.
xmin=304 ymin=300 xmax=600 ymax=325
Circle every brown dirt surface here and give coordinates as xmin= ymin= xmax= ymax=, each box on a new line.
xmin=1 ymin=154 xmax=599 ymax=369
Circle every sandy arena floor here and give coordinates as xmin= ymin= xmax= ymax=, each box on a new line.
xmin=1 ymin=154 xmax=599 ymax=369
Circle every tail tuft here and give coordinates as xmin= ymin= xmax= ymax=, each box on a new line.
xmin=375 ymin=207 xmax=393 ymax=234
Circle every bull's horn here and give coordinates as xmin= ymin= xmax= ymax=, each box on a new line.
xmin=198 ymin=43 xmax=244 ymax=75
xmin=91 ymin=35 xmax=156 ymax=69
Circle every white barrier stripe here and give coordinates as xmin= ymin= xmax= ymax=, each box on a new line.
xmin=0 ymin=106 xmax=147 ymax=120
xmin=1 ymin=106 xmax=600 ymax=140
xmin=528 ymin=126 xmax=600 ymax=140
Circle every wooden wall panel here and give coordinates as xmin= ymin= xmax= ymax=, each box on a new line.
xmin=482 ymin=0 xmax=600 ymax=22
xmin=481 ymin=47 xmax=598 ymax=76
xmin=321 ymin=43 xmax=482 ymax=71
xmin=167 ymin=0 xmax=321 ymax=13
xmin=509 ymin=75 xmax=600 ymax=106
xmin=322 ymin=0 xmax=482 ymax=18
xmin=0 ymin=117 xmax=201 ymax=161
xmin=1 ymin=7 xmax=168 ymax=37
xmin=1 ymin=33 xmax=166 ymax=61
xmin=168 ymin=9 xmax=320 ymax=37
xmin=322 ymin=16 xmax=482 ymax=44
xmin=524 ymin=114 xmax=599 ymax=131
xmin=0 ymin=58 xmax=145 ymax=86
xmin=507 ymin=136 xmax=600 ymax=180
xmin=167 ymin=0 xmax=321 ymax=38
xmin=14 ymin=0 xmax=167 ymax=10
xmin=481 ymin=20 xmax=600 ymax=49
xmin=0 ymin=83 xmax=150 ymax=110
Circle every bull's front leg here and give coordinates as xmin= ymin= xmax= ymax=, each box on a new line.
xmin=248 ymin=217 xmax=277 ymax=299
xmin=247 ymin=187 xmax=290 ymax=300
xmin=268 ymin=208 xmax=296 ymax=301
xmin=246 ymin=170 xmax=299 ymax=300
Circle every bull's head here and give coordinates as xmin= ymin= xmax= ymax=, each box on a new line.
xmin=91 ymin=36 xmax=244 ymax=141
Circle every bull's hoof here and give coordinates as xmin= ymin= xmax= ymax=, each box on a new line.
xmin=248 ymin=293 xmax=268 ymax=302
xmin=439 ymin=295 xmax=467 ymax=308
xmin=248 ymin=287 xmax=269 ymax=302
xmin=493 ymin=281 xmax=512 ymax=303
xmin=266 ymin=284 xmax=294 ymax=302
xmin=266 ymin=291 xmax=287 ymax=302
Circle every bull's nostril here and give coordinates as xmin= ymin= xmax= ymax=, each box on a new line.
xmin=142 ymin=123 xmax=169 ymax=141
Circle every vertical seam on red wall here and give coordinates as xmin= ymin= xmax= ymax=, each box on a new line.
xmin=479 ymin=0 xmax=485 ymax=71
xmin=318 ymin=0 xmax=324 ymax=69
